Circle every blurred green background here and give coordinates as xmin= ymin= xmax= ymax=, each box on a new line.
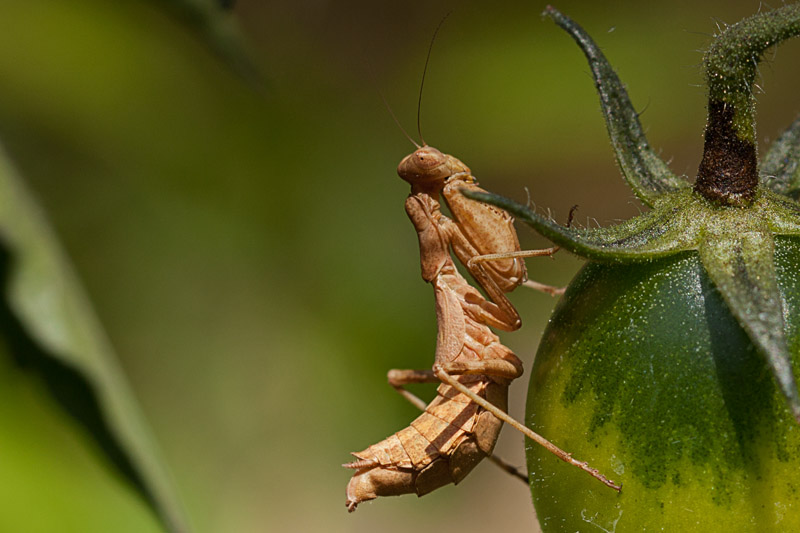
xmin=0 ymin=1 xmax=798 ymax=532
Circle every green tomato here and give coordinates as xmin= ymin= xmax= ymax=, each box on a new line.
xmin=470 ymin=5 xmax=800 ymax=530
xmin=526 ymin=237 xmax=800 ymax=531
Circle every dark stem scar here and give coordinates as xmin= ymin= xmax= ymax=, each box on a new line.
xmin=695 ymin=100 xmax=758 ymax=206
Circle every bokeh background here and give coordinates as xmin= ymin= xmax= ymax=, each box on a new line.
xmin=0 ymin=1 xmax=798 ymax=532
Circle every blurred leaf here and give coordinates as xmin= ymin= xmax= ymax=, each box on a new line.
xmin=0 ymin=144 xmax=190 ymax=532
xmin=154 ymin=0 xmax=262 ymax=87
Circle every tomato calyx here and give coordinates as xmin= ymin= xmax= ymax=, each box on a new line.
xmin=467 ymin=4 xmax=800 ymax=423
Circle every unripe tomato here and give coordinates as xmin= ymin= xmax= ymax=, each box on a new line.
xmin=526 ymin=238 xmax=800 ymax=531
xmin=470 ymin=5 xmax=800 ymax=530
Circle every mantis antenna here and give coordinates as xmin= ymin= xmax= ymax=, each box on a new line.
xmin=417 ymin=12 xmax=452 ymax=147
xmin=378 ymin=87 xmax=420 ymax=148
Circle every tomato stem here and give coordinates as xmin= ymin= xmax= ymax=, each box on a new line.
xmin=695 ymin=4 xmax=800 ymax=205
xmin=695 ymin=100 xmax=758 ymax=206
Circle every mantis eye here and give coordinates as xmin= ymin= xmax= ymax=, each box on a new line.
xmin=413 ymin=147 xmax=445 ymax=170
xmin=397 ymin=146 xmax=453 ymax=185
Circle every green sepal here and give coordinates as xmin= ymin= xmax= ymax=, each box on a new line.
xmin=761 ymin=189 xmax=800 ymax=236
xmin=544 ymin=7 xmax=689 ymax=207
xmin=698 ymin=229 xmax=800 ymax=423
xmin=465 ymin=189 xmax=700 ymax=262
xmin=703 ymin=4 xmax=800 ymax=144
xmin=762 ymin=115 xmax=800 ymax=199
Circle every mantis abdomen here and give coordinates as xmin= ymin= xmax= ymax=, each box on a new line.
xmin=344 ymin=376 xmax=507 ymax=511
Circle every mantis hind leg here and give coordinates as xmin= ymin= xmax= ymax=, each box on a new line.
xmin=523 ymin=278 xmax=566 ymax=296
xmin=433 ymin=365 xmax=621 ymax=491
xmin=386 ymin=368 xmax=527 ymax=483
xmin=387 ymin=368 xmax=437 ymax=411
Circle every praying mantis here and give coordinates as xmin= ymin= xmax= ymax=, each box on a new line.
xmin=343 ymin=16 xmax=619 ymax=511
xmin=343 ymin=143 xmax=620 ymax=512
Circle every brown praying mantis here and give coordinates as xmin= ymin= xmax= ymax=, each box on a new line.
xmin=344 ymin=16 xmax=619 ymax=511
xmin=343 ymin=144 xmax=621 ymax=512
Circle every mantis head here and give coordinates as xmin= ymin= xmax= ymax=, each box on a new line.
xmin=397 ymin=145 xmax=471 ymax=191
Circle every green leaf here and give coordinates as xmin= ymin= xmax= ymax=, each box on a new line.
xmin=0 ymin=144 xmax=189 ymax=532
xmin=698 ymin=228 xmax=800 ymax=423
xmin=762 ymin=115 xmax=800 ymax=199
xmin=544 ymin=7 xmax=689 ymax=206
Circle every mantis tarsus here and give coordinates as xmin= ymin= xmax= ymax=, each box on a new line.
xmin=343 ymin=145 xmax=620 ymax=512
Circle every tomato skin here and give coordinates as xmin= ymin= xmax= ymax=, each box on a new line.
xmin=526 ymin=237 xmax=800 ymax=531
